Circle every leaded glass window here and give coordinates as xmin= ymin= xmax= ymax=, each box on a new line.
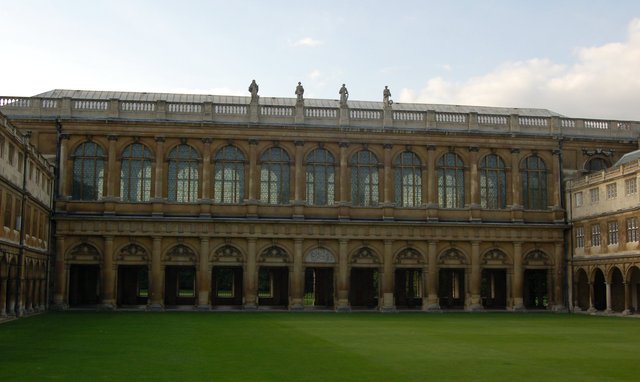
xmin=120 ymin=143 xmax=152 ymax=202
xmin=394 ymin=151 xmax=422 ymax=207
xmin=168 ymin=144 xmax=199 ymax=202
xmin=350 ymin=150 xmax=379 ymax=207
xmin=72 ymin=141 xmax=105 ymax=200
xmin=585 ymin=157 xmax=608 ymax=172
xmin=521 ymin=155 xmax=547 ymax=210
xmin=305 ymin=148 xmax=335 ymax=205
xmin=213 ymin=145 xmax=245 ymax=204
xmin=480 ymin=154 xmax=506 ymax=209
xmin=437 ymin=152 xmax=464 ymax=208
xmin=260 ymin=147 xmax=290 ymax=204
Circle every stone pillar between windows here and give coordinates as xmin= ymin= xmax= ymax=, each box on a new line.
xmin=197 ymin=237 xmax=210 ymax=309
xmin=512 ymin=242 xmax=524 ymax=310
xmin=153 ymin=137 xmax=165 ymax=200
xmin=468 ymin=241 xmax=482 ymax=310
xmin=510 ymin=148 xmax=521 ymax=208
xmin=339 ymin=142 xmax=349 ymax=203
xmin=294 ymin=141 xmax=304 ymax=203
xmin=201 ymin=138 xmax=212 ymax=200
xmin=381 ymin=240 xmax=395 ymax=311
xmin=425 ymin=241 xmax=440 ymax=310
xmin=551 ymin=149 xmax=562 ymax=210
xmin=59 ymin=134 xmax=70 ymax=197
xmin=469 ymin=147 xmax=480 ymax=209
xmin=383 ymin=144 xmax=392 ymax=205
xmin=244 ymin=238 xmax=257 ymax=309
xmin=149 ymin=237 xmax=163 ymax=310
xmin=106 ymin=135 xmax=117 ymax=199
xmin=53 ymin=236 xmax=67 ymax=309
xmin=101 ymin=236 xmax=116 ymax=309
xmin=247 ymin=139 xmax=258 ymax=202
xmin=336 ymin=239 xmax=350 ymax=311
xmin=426 ymin=146 xmax=436 ymax=207
xmin=290 ymin=239 xmax=304 ymax=310
xmin=552 ymin=242 xmax=566 ymax=311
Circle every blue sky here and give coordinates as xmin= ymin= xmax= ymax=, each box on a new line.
xmin=3 ymin=0 xmax=640 ymax=120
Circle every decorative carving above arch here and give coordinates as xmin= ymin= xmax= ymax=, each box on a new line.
xmin=438 ymin=249 xmax=467 ymax=265
xmin=66 ymin=243 xmax=101 ymax=262
xmin=523 ymin=250 xmax=552 ymax=266
xmin=350 ymin=247 xmax=380 ymax=265
xmin=394 ymin=248 xmax=424 ymax=265
xmin=212 ymin=245 xmax=244 ymax=263
xmin=164 ymin=244 xmax=197 ymax=263
xmin=482 ymin=250 xmax=509 ymax=266
xmin=304 ymin=248 xmax=336 ymax=264
xmin=116 ymin=243 xmax=149 ymax=263
xmin=259 ymin=246 xmax=290 ymax=263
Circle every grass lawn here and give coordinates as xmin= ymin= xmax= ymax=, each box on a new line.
xmin=1 ymin=312 xmax=638 ymax=381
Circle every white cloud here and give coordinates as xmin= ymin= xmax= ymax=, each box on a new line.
xmin=293 ymin=37 xmax=323 ymax=47
xmin=399 ymin=18 xmax=640 ymax=120
xmin=309 ymin=69 xmax=321 ymax=80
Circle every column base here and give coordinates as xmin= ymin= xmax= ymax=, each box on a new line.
xmin=196 ymin=305 xmax=211 ymax=311
xmin=423 ymin=303 xmax=442 ymax=312
xmin=335 ymin=300 xmax=351 ymax=312
xmin=147 ymin=304 xmax=164 ymax=311
xmin=604 ymin=308 xmax=613 ymax=314
xmin=587 ymin=307 xmax=598 ymax=313
xmin=380 ymin=306 xmax=397 ymax=313
xmin=50 ymin=303 xmax=68 ymax=311
xmin=289 ymin=303 xmax=305 ymax=311
xmin=512 ymin=304 xmax=526 ymax=312
xmin=622 ymin=309 xmax=632 ymax=315
xmin=467 ymin=304 xmax=484 ymax=312
xmin=551 ymin=304 xmax=568 ymax=312
xmin=98 ymin=303 xmax=116 ymax=311
xmin=243 ymin=303 xmax=258 ymax=311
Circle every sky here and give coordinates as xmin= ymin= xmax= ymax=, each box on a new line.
xmin=2 ymin=0 xmax=640 ymax=120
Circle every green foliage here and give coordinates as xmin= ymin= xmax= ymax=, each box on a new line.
xmin=1 ymin=313 xmax=638 ymax=381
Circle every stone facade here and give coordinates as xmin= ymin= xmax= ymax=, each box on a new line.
xmin=1 ymin=88 xmax=639 ymax=313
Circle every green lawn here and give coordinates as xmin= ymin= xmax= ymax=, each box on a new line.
xmin=1 ymin=312 xmax=638 ymax=381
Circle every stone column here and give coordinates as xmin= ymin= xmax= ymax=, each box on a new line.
xmin=425 ymin=241 xmax=440 ymax=310
xmin=552 ymin=242 xmax=565 ymax=311
xmin=551 ymin=149 xmax=562 ymax=209
xmin=153 ymin=137 xmax=165 ymax=199
xmin=426 ymin=146 xmax=436 ymax=206
xmin=469 ymin=146 xmax=480 ymax=208
xmin=197 ymin=237 xmax=210 ymax=309
xmin=7 ymin=266 xmax=16 ymax=315
xmin=512 ymin=242 xmax=524 ymax=310
xmin=53 ymin=236 xmax=67 ymax=308
xmin=382 ymin=239 xmax=395 ymax=311
xmin=101 ymin=236 xmax=116 ymax=309
xmin=622 ymin=282 xmax=632 ymax=315
xmin=469 ymin=241 xmax=482 ymax=310
xmin=290 ymin=238 xmax=304 ymax=310
xmin=201 ymin=138 xmax=212 ymax=200
xmin=244 ymin=238 xmax=257 ymax=309
xmin=25 ymin=273 xmax=33 ymax=312
xmin=149 ymin=236 xmax=163 ymax=309
xmin=0 ymin=276 xmax=7 ymax=316
xmin=339 ymin=142 xmax=349 ymax=203
xmin=247 ymin=139 xmax=258 ymax=201
xmin=336 ymin=239 xmax=350 ymax=311
xmin=588 ymin=282 xmax=596 ymax=312
xmin=106 ymin=135 xmax=118 ymax=198
xmin=294 ymin=141 xmax=304 ymax=203
xmin=605 ymin=282 xmax=612 ymax=313
xmin=39 ymin=276 xmax=46 ymax=310
xmin=510 ymin=149 xmax=521 ymax=208
xmin=59 ymin=134 xmax=70 ymax=197
xmin=383 ymin=144 xmax=392 ymax=205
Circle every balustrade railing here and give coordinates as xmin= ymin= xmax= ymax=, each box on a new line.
xmin=305 ymin=108 xmax=337 ymax=118
xmin=121 ymin=101 xmax=155 ymax=112
xmin=436 ymin=112 xmax=466 ymax=124
xmin=478 ymin=114 xmax=508 ymax=125
xmin=215 ymin=104 xmax=247 ymax=115
xmin=350 ymin=109 xmax=381 ymax=119
xmin=393 ymin=111 xmax=423 ymax=121
xmin=261 ymin=105 xmax=294 ymax=117
xmin=168 ymin=103 xmax=202 ymax=113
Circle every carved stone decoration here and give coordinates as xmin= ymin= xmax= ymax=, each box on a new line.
xmin=259 ymin=246 xmax=290 ymax=263
xmin=482 ymin=250 xmax=509 ymax=265
xmin=395 ymin=248 xmax=425 ymax=265
xmin=304 ymin=248 xmax=336 ymax=264
xmin=523 ymin=250 xmax=552 ymax=266
xmin=116 ymin=243 xmax=148 ymax=263
xmin=438 ymin=249 xmax=467 ymax=265
xmin=66 ymin=243 xmax=101 ymax=262
xmin=213 ymin=245 xmax=244 ymax=263
xmin=351 ymin=247 xmax=380 ymax=264
xmin=164 ymin=244 xmax=197 ymax=263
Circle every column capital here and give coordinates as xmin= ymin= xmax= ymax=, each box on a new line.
xmin=294 ymin=140 xmax=305 ymax=147
xmin=202 ymin=137 xmax=213 ymax=144
xmin=426 ymin=144 xmax=436 ymax=151
xmin=154 ymin=136 xmax=165 ymax=143
xmin=107 ymin=135 xmax=118 ymax=141
xmin=383 ymin=143 xmax=393 ymax=150
xmin=468 ymin=146 xmax=479 ymax=152
xmin=339 ymin=141 xmax=350 ymax=148
xmin=248 ymin=138 xmax=259 ymax=145
xmin=511 ymin=148 xmax=521 ymax=154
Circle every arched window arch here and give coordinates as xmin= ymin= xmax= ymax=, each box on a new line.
xmin=521 ymin=155 xmax=547 ymax=210
xmin=213 ymin=145 xmax=245 ymax=204
xmin=305 ymin=148 xmax=335 ymax=206
xmin=350 ymin=150 xmax=379 ymax=207
xmin=72 ymin=141 xmax=105 ymax=200
xmin=480 ymin=154 xmax=506 ymax=209
xmin=437 ymin=152 xmax=464 ymax=208
xmin=168 ymin=144 xmax=199 ymax=202
xmin=585 ymin=157 xmax=609 ymax=173
xmin=260 ymin=147 xmax=290 ymax=204
xmin=120 ymin=143 xmax=152 ymax=202
xmin=394 ymin=151 xmax=422 ymax=207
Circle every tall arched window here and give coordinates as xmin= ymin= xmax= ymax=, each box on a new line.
xmin=260 ymin=147 xmax=290 ymax=204
xmin=168 ymin=144 xmax=199 ymax=202
xmin=394 ymin=151 xmax=422 ymax=207
xmin=72 ymin=141 xmax=105 ymax=200
xmin=120 ymin=143 xmax=152 ymax=202
xmin=213 ymin=145 xmax=245 ymax=204
xmin=480 ymin=154 xmax=506 ymax=209
xmin=437 ymin=152 xmax=464 ymax=208
xmin=350 ymin=150 xmax=379 ymax=207
xmin=585 ymin=157 xmax=609 ymax=173
xmin=305 ymin=148 xmax=335 ymax=206
xmin=521 ymin=155 xmax=547 ymax=210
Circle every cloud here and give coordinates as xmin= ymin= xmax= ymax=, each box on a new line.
xmin=292 ymin=37 xmax=323 ymax=47
xmin=309 ymin=69 xmax=321 ymax=80
xmin=399 ymin=18 xmax=640 ymax=120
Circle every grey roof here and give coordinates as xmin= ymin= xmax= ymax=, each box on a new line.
xmin=33 ymin=89 xmax=565 ymax=117
xmin=613 ymin=149 xmax=640 ymax=167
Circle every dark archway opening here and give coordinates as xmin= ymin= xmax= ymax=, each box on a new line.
xmin=304 ymin=268 xmax=334 ymax=308
xmin=394 ymin=268 xmax=422 ymax=309
xmin=68 ymin=264 xmax=100 ymax=306
xmin=576 ymin=269 xmax=590 ymax=310
xmin=524 ymin=269 xmax=548 ymax=309
xmin=164 ymin=266 xmax=196 ymax=306
xmin=349 ymin=268 xmax=379 ymax=308
xmin=593 ymin=269 xmax=606 ymax=311
xmin=258 ymin=267 xmax=289 ymax=307
xmin=439 ymin=268 xmax=465 ymax=309
xmin=117 ymin=265 xmax=148 ymax=306
xmin=212 ymin=266 xmax=243 ymax=306
xmin=611 ymin=268 xmax=625 ymax=312
xmin=481 ymin=269 xmax=507 ymax=309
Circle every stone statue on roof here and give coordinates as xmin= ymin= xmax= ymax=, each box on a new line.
xmin=383 ymin=85 xmax=392 ymax=107
xmin=248 ymin=80 xmax=259 ymax=101
xmin=339 ymin=84 xmax=349 ymax=106
xmin=295 ymin=82 xmax=304 ymax=102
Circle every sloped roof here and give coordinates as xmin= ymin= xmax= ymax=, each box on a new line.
xmin=33 ymin=89 xmax=566 ymax=117
xmin=613 ymin=149 xmax=640 ymax=167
